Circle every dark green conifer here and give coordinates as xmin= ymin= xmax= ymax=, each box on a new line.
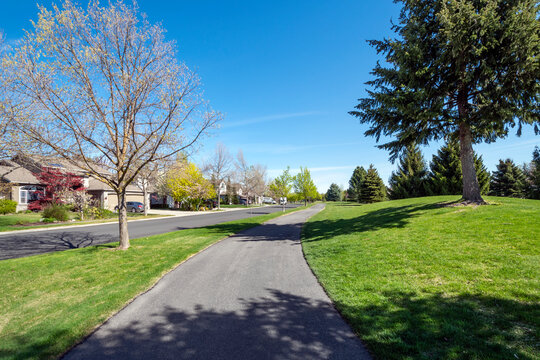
xmin=490 ymin=159 xmax=526 ymax=198
xmin=428 ymin=141 xmax=490 ymax=195
xmin=524 ymin=147 xmax=540 ymax=199
xmin=388 ymin=144 xmax=428 ymax=199
xmin=347 ymin=166 xmax=367 ymax=202
xmin=325 ymin=183 xmax=342 ymax=202
xmin=359 ymin=165 xmax=386 ymax=203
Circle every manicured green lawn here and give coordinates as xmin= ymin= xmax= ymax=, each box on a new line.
xmin=302 ymin=196 xmax=539 ymax=360
xmin=0 ymin=213 xmax=42 ymax=231
xmin=0 ymin=212 xmax=164 ymax=232
xmin=0 ymin=206 xmax=308 ymax=360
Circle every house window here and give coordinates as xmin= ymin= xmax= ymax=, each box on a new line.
xmin=19 ymin=186 xmax=44 ymax=204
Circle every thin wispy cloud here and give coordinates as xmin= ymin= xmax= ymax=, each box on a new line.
xmin=242 ymin=141 xmax=366 ymax=155
xmin=223 ymin=111 xmax=321 ymax=128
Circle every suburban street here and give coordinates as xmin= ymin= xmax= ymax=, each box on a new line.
xmin=0 ymin=205 xmax=300 ymax=260
xmin=63 ymin=204 xmax=371 ymax=360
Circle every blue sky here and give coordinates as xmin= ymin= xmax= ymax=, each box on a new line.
xmin=2 ymin=1 xmax=538 ymax=191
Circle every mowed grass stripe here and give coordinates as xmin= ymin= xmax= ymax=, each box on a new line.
xmin=0 ymin=206 xmax=307 ymax=360
xmin=302 ymin=196 xmax=539 ymax=360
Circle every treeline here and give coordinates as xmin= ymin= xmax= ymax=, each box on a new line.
xmin=325 ymin=164 xmax=387 ymax=203
xmin=325 ymin=142 xmax=540 ymax=203
xmin=388 ymin=142 xmax=540 ymax=200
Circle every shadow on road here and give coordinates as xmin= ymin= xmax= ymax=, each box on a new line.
xmin=0 ymin=232 xmax=114 ymax=260
xmin=63 ymin=289 xmax=368 ymax=360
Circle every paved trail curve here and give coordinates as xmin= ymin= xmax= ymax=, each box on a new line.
xmin=64 ymin=204 xmax=371 ymax=360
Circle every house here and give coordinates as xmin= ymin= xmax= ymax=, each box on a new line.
xmin=0 ymin=156 xmax=146 ymax=211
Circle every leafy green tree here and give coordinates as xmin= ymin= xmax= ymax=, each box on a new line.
xmin=490 ymin=159 xmax=527 ymax=198
xmin=293 ymin=167 xmax=318 ymax=206
xmin=350 ymin=0 xmax=540 ymax=203
xmin=427 ymin=141 xmax=490 ymax=196
xmin=325 ymin=183 xmax=342 ymax=202
xmin=360 ymin=165 xmax=386 ymax=203
xmin=348 ymin=166 xmax=367 ymax=202
xmin=388 ymin=144 xmax=428 ymax=199
xmin=167 ymin=160 xmax=215 ymax=210
xmin=524 ymin=147 xmax=540 ymax=199
xmin=268 ymin=166 xmax=293 ymax=201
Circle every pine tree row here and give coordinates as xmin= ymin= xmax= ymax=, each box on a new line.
xmin=386 ymin=142 xmax=540 ymax=200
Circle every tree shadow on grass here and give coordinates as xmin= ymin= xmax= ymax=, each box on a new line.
xmin=334 ymin=290 xmax=539 ymax=360
xmin=303 ymin=203 xmax=441 ymax=243
xmin=62 ymin=289 xmax=370 ymax=360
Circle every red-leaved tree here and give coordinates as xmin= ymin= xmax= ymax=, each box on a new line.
xmin=28 ymin=167 xmax=85 ymax=211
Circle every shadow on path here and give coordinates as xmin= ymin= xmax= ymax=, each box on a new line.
xmin=64 ymin=289 xmax=369 ymax=360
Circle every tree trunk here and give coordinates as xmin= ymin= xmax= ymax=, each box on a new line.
xmin=217 ymin=187 xmax=220 ymax=210
xmin=143 ymin=183 xmax=148 ymax=216
xmin=459 ymin=123 xmax=484 ymax=203
xmin=117 ymin=190 xmax=130 ymax=250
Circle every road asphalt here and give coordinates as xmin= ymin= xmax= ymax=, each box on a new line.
xmin=63 ymin=204 xmax=371 ymax=360
xmin=0 ymin=205 xmax=299 ymax=260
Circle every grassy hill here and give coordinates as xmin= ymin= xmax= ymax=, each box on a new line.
xmin=302 ymin=196 xmax=539 ymax=360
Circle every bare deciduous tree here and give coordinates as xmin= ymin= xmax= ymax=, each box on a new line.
xmin=5 ymin=1 xmax=220 ymax=249
xmin=135 ymin=157 xmax=172 ymax=216
xmin=235 ymin=150 xmax=267 ymax=205
xmin=203 ymin=143 xmax=232 ymax=209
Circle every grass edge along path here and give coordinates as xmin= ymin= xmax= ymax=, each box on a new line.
xmin=301 ymin=196 xmax=539 ymax=360
xmin=0 ymin=205 xmax=311 ymax=360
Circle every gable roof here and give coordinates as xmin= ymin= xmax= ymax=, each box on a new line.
xmin=0 ymin=160 xmax=39 ymax=184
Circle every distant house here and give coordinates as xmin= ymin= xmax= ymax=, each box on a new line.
xmin=0 ymin=156 xmax=146 ymax=211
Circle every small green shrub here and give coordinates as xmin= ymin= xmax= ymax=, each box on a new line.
xmin=83 ymin=207 xmax=115 ymax=220
xmin=42 ymin=204 xmax=70 ymax=222
xmin=41 ymin=217 xmax=56 ymax=223
xmin=0 ymin=199 xmax=17 ymax=215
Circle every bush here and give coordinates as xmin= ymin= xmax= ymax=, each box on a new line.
xmin=41 ymin=217 xmax=56 ymax=223
xmin=0 ymin=199 xmax=17 ymax=215
xmin=42 ymin=204 xmax=70 ymax=222
xmin=83 ymin=207 xmax=115 ymax=220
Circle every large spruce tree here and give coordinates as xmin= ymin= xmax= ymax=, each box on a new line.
xmin=525 ymin=147 xmax=540 ymax=199
xmin=388 ymin=144 xmax=428 ymax=199
xmin=348 ymin=166 xmax=367 ymax=202
xmin=359 ymin=165 xmax=386 ymax=203
xmin=428 ymin=141 xmax=490 ymax=195
xmin=350 ymin=0 xmax=540 ymax=203
xmin=325 ymin=183 xmax=342 ymax=202
xmin=490 ymin=159 xmax=527 ymax=198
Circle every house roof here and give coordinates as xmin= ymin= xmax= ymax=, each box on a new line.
xmin=0 ymin=160 xmax=39 ymax=184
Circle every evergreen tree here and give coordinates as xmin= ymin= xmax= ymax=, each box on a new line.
xmin=359 ymin=165 xmax=386 ymax=203
xmin=427 ymin=141 xmax=490 ymax=195
xmin=325 ymin=183 xmax=342 ymax=202
xmin=490 ymin=159 xmax=527 ymax=198
xmin=347 ymin=166 xmax=367 ymax=202
xmin=350 ymin=0 xmax=540 ymax=203
xmin=524 ymin=147 xmax=540 ymax=199
xmin=388 ymin=144 xmax=428 ymax=199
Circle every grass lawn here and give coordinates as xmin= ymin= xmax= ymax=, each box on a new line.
xmin=0 ymin=205 xmax=308 ymax=360
xmin=0 ymin=212 xmax=164 ymax=232
xmin=302 ymin=196 xmax=539 ymax=360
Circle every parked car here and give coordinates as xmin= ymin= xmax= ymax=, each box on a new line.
xmin=115 ymin=201 xmax=144 ymax=213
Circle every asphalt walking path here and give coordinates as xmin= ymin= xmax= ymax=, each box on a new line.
xmin=63 ymin=204 xmax=371 ymax=360
xmin=0 ymin=205 xmax=299 ymax=260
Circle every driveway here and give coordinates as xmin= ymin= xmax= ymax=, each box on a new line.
xmin=63 ymin=204 xmax=371 ymax=360
xmin=0 ymin=205 xmax=300 ymax=260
